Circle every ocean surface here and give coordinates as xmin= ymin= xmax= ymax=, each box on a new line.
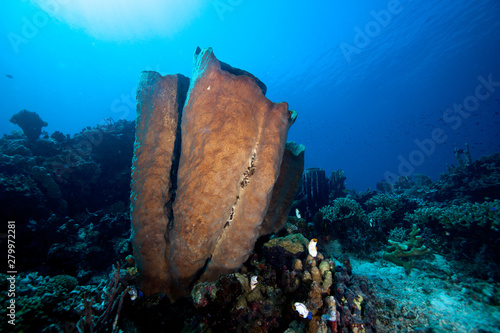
xmin=1 ymin=0 xmax=499 ymax=190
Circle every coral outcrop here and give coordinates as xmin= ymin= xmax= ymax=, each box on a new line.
xmin=9 ymin=109 xmax=47 ymax=142
xmin=131 ymin=47 xmax=303 ymax=300
xmin=429 ymin=148 xmax=500 ymax=202
xmin=0 ymin=119 xmax=134 ymax=275
xmin=187 ymin=235 xmax=377 ymax=333
xmin=262 ymin=233 xmax=310 ymax=268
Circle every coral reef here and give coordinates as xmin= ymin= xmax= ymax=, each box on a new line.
xmin=429 ymin=150 xmax=500 ymax=203
xmin=404 ymin=200 xmax=500 ymax=231
xmin=403 ymin=199 xmax=500 ymax=279
xmin=0 ymin=261 xmax=141 ymax=332
xmin=46 ymin=210 xmax=131 ymax=279
xmin=0 ymin=119 xmax=134 ymax=275
xmin=183 ymin=235 xmax=377 ymax=333
xmin=296 ymin=147 xmax=500 ymax=281
xmin=0 ymin=128 xmax=497 ymax=331
xmin=2 ymin=60 xmax=500 ymax=332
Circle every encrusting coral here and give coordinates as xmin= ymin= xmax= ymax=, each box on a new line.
xmin=383 ymin=224 xmax=430 ymax=274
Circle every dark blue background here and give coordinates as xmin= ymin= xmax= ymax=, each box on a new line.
xmin=1 ymin=0 xmax=499 ymax=190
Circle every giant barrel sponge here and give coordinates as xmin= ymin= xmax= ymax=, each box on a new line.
xmin=131 ymin=47 xmax=304 ymax=301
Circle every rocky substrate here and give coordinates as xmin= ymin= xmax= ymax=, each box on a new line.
xmin=351 ymin=254 xmax=500 ymax=332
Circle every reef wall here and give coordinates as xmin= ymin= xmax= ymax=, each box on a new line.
xmin=131 ymin=47 xmax=303 ymax=301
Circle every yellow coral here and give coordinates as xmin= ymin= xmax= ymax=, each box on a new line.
xmin=126 ymin=267 xmax=139 ymax=276
xmin=318 ymin=260 xmax=330 ymax=277
xmin=322 ymin=270 xmax=332 ymax=292
xmin=353 ymin=295 xmax=363 ymax=311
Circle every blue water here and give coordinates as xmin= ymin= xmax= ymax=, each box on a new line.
xmin=1 ymin=0 xmax=499 ymax=191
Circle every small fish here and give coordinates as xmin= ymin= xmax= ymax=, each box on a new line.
xmin=308 ymin=238 xmax=318 ymax=257
xmin=295 ymin=208 xmax=301 ymax=219
xmin=6 ymin=74 xmax=13 ymax=79
xmin=321 ymin=312 xmax=336 ymax=322
xmin=128 ymin=286 xmax=138 ymax=300
xmin=250 ymin=275 xmax=260 ymax=290
xmin=293 ymin=302 xmax=312 ymax=319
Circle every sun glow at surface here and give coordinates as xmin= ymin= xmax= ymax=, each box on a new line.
xmin=31 ymin=0 xmax=206 ymax=40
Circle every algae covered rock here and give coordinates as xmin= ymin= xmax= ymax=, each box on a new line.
xmin=262 ymin=233 xmax=310 ymax=268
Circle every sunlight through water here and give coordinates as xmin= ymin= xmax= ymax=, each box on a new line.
xmin=30 ymin=0 xmax=206 ymax=40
